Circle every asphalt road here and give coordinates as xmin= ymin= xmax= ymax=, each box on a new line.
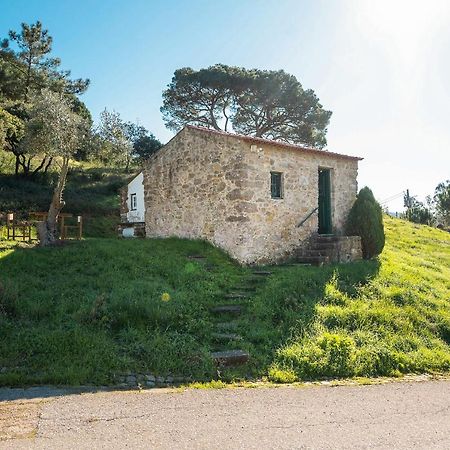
xmin=1 ymin=380 xmax=449 ymax=449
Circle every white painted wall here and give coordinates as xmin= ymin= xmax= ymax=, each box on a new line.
xmin=126 ymin=172 xmax=145 ymax=223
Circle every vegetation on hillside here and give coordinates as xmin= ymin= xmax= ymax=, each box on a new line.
xmin=403 ymin=181 xmax=450 ymax=229
xmin=0 ymin=216 xmax=448 ymax=386
xmin=0 ymin=165 xmax=130 ymax=237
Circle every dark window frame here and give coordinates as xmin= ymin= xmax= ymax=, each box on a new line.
xmin=130 ymin=193 xmax=137 ymax=211
xmin=270 ymin=171 xmax=283 ymax=199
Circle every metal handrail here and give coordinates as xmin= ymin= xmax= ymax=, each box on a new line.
xmin=297 ymin=207 xmax=319 ymax=227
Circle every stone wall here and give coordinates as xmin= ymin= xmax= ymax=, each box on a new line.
xmin=119 ymin=187 xmax=128 ymax=223
xmin=335 ymin=236 xmax=363 ymax=262
xmin=143 ymin=127 xmax=360 ymax=265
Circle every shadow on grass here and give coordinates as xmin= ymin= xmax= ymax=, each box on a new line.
xmin=234 ymin=259 xmax=381 ymax=380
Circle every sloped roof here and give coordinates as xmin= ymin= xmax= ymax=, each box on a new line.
xmin=185 ymin=125 xmax=363 ymax=161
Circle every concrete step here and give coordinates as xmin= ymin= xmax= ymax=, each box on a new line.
xmin=295 ymin=255 xmax=329 ymax=266
xmin=223 ymin=292 xmax=250 ymax=300
xmin=284 ymin=263 xmax=312 ymax=267
xmin=310 ymin=242 xmax=337 ymax=250
xmin=315 ymin=235 xmax=339 ymax=243
xmin=211 ymin=350 xmax=249 ymax=366
xmin=212 ymin=332 xmax=243 ymax=341
xmin=234 ymin=285 xmax=257 ymax=291
xmin=215 ymin=322 xmax=239 ymax=330
xmin=304 ymin=249 xmax=334 ymax=257
xmin=210 ymin=304 xmax=244 ymax=315
xmin=187 ymin=254 xmax=206 ymax=259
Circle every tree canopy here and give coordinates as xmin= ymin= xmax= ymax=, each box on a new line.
xmin=0 ymin=21 xmax=91 ymax=175
xmin=161 ymin=64 xmax=332 ymax=148
xmin=434 ymin=180 xmax=450 ymax=227
xmin=132 ymin=134 xmax=163 ymax=162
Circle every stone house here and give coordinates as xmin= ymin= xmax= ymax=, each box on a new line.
xmin=121 ymin=125 xmax=363 ymax=265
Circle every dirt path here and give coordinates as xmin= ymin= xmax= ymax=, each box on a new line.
xmin=1 ymin=380 xmax=449 ymax=449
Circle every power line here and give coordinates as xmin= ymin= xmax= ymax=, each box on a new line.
xmin=379 ymin=191 xmax=405 ymax=204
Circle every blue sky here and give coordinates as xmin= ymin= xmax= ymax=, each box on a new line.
xmin=2 ymin=0 xmax=449 ymax=210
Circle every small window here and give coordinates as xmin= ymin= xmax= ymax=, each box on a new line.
xmin=270 ymin=172 xmax=283 ymax=199
xmin=130 ymin=193 xmax=137 ymax=211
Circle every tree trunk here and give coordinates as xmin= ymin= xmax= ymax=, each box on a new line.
xmin=38 ymin=157 xmax=70 ymax=246
xmin=32 ymin=156 xmax=51 ymax=176
xmin=15 ymin=154 xmax=20 ymax=176
xmin=43 ymin=157 xmax=53 ymax=173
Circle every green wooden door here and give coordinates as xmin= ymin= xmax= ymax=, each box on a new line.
xmin=318 ymin=169 xmax=332 ymax=234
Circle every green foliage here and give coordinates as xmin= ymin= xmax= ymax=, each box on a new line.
xmin=161 ymin=64 xmax=331 ymax=148
xmin=2 ymin=20 xmax=89 ymax=99
xmin=22 ymin=89 xmax=85 ymax=158
xmin=434 ymin=180 xmax=450 ymax=227
xmin=0 ymin=105 xmax=24 ymax=149
xmin=1 ymin=21 xmax=90 ymax=176
xmin=0 ymin=165 xmax=130 ymax=237
xmin=133 ymin=134 xmax=162 ymax=162
xmin=94 ymin=109 xmax=162 ymax=168
xmin=403 ymin=190 xmax=433 ymax=225
xmin=346 ymin=186 xmax=385 ymax=259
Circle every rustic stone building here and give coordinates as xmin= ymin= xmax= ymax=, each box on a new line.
xmin=126 ymin=125 xmax=363 ymax=265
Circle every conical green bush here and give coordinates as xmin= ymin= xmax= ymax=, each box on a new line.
xmin=346 ymin=187 xmax=385 ymax=259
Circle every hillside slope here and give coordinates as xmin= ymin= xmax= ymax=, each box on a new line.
xmin=0 ymin=216 xmax=448 ymax=386
xmin=0 ymin=166 xmax=131 ymax=237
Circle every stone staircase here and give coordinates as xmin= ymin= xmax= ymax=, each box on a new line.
xmin=295 ymin=234 xmax=362 ymax=266
xmin=208 ymin=270 xmax=272 ymax=368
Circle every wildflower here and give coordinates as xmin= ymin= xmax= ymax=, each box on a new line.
xmin=161 ymin=292 xmax=171 ymax=302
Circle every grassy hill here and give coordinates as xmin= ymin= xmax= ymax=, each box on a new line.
xmin=0 ymin=216 xmax=449 ymax=386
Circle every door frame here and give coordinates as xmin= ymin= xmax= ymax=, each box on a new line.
xmin=318 ymin=168 xmax=333 ymax=234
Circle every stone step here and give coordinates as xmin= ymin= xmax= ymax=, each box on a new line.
xmin=295 ymin=255 xmax=329 ymax=266
xmin=314 ymin=235 xmax=339 ymax=243
xmin=310 ymin=242 xmax=337 ymax=250
xmin=187 ymin=254 xmax=206 ymax=259
xmin=210 ymin=304 xmax=244 ymax=315
xmin=304 ymin=248 xmax=334 ymax=257
xmin=284 ymin=263 xmax=312 ymax=267
xmin=211 ymin=350 xmax=249 ymax=366
xmin=252 ymin=271 xmax=272 ymax=276
xmin=212 ymin=332 xmax=243 ymax=341
xmin=215 ymin=322 xmax=239 ymax=330
xmin=234 ymin=285 xmax=257 ymax=291
xmin=223 ymin=292 xmax=250 ymax=300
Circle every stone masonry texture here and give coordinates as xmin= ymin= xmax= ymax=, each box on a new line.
xmin=143 ymin=126 xmax=361 ymax=265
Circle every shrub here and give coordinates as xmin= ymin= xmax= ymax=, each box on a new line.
xmin=346 ymin=187 xmax=385 ymax=259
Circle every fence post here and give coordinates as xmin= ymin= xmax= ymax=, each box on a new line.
xmin=77 ymin=216 xmax=83 ymax=240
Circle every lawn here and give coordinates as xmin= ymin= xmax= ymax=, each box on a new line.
xmin=0 ymin=216 xmax=449 ymax=386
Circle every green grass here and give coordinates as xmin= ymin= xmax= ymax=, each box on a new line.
xmin=0 ymin=216 xmax=449 ymax=386
xmin=263 ymin=218 xmax=450 ymax=381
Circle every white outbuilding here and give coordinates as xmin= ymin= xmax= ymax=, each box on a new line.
xmin=120 ymin=172 xmax=145 ymax=229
